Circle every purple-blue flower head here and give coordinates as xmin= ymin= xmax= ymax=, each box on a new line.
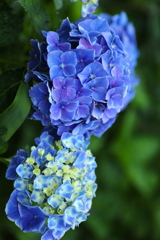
xmin=6 ymin=131 xmax=97 ymax=240
xmin=25 ymin=12 xmax=139 ymax=138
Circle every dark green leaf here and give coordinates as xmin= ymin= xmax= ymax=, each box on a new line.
xmin=0 ymin=1 xmax=22 ymax=47
xmin=0 ymin=156 xmax=10 ymax=165
xmin=0 ymin=68 xmax=24 ymax=113
xmin=17 ymin=0 xmax=42 ymax=14
xmin=17 ymin=0 xmax=50 ymax=33
xmin=0 ymin=127 xmax=8 ymax=154
xmin=0 ymin=81 xmax=31 ymax=145
xmin=114 ymin=136 xmax=159 ymax=196
xmin=117 ymin=136 xmax=159 ymax=165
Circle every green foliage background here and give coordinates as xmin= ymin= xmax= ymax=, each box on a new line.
xmin=0 ymin=0 xmax=160 ymax=239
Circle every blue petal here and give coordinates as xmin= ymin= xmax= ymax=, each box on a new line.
xmin=61 ymin=109 xmax=75 ymax=122
xmin=50 ymin=65 xmax=63 ymax=79
xmin=65 ymin=101 xmax=78 ymax=112
xmin=6 ymin=150 xmax=28 ymax=180
xmin=29 ymin=82 xmax=49 ymax=107
xmin=61 ymin=51 xmax=77 ymax=66
xmin=63 ymin=65 xmax=76 ymax=77
xmin=76 ymin=105 xmax=89 ymax=118
xmin=52 ymin=88 xmax=76 ymax=102
xmin=48 ymin=194 xmax=63 ymax=208
xmin=5 ymin=190 xmax=20 ymax=222
xmin=41 ymin=230 xmax=55 ymax=240
xmin=16 ymin=164 xmax=33 ymax=179
xmin=78 ymin=38 xmax=102 ymax=57
xmin=31 ymin=190 xmax=46 ymax=205
xmin=73 ymin=152 xmax=86 ymax=169
xmin=64 ymin=206 xmax=78 ymax=225
xmin=14 ymin=178 xmax=28 ymax=191
xmin=18 ymin=204 xmax=47 ymax=233
xmin=47 ymin=50 xmax=62 ymax=68
xmin=46 ymin=31 xmax=59 ymax=45
xmin=50 ymin=103 xmax=61 ymax=120
xmin=33 ymin=175 xmax=51 ymax=190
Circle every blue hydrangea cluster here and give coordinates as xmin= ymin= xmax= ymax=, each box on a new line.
xmin=71 ymin=0 xmax=99 ymax=17
xmin=5 ymin=132 xmax=97 ymax=240
xmin=25 ymin=12 xmax=139 ymax=139
xmin=99 ymin=11 xmax=139 ymax=109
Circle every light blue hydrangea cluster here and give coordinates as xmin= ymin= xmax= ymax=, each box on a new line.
xmin=6 ymin=132 xmax=97 ymax=240
xmin=71 ymin=0 xmax=99 ymax=17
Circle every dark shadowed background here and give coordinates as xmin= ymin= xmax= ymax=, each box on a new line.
xmin=0 ymin=0 xmax=160 ymax=239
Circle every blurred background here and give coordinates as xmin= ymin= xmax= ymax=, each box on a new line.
xmin=0 ymin=0 xmax=160 ymax=239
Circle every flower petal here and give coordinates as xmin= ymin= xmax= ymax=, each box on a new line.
xmin=77 ymin=105 xmax=89 ymax=118
xmin=47 ymin=50 xmax=62 ymax=68
xmin=47 ymin=31 xmax=59 ymax=45
xmin=50 ymin=103 xmax=61 ymax=120
xmin=61 ymin=51 xmax=77 ymax=66
xmin=63 ymin=65 xmax=76 ymax=77
xmin=50 ymin=66 xmax=63 ymax=79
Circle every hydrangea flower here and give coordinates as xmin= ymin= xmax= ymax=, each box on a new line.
xmin=25 ymin=12 xmax=139 ymax=138
xmin=71 ymin=0 xmax=99 ymax=17
xmin=99 ymin=11 xmax=139 ymax=108
xmin=6 ymin=131 xmax=97 ymax=240
xmin=48 ymin=50 xmax=77 ymax=78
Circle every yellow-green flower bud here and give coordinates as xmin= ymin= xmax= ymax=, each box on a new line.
xmin=33 ymin=168 xmax=40 ymax=175
xmin=43 ymin=168 xmax=53 ymax=176
xmin=46 ymin=153 xmax=54 ymax=161
xmin=26 ymin=157 xmax=35 ymax=165
xmin=38 ymin=148 xmax=45 ymax=156
xmin=43 ymin=186 xmax=53 ymax=196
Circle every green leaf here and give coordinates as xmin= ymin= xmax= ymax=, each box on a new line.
xmin=0 ymin=81 xmax=31 ymax=153
xmin=17 ymin=0 xmax=50 ymax=33
xmin=114 ymin=136 xmax=159 ymax=196
xmin=90 ymin=135 xmax=104 ymax=154
xmin=0 ymin=68 xmax=24 ymax=113
xmin=0 ymin=1 xmax=22 ymax=47
xmin=0 ymin=156 xmax=10 ymax=165
xmin=17 ymin=0 xmax=42 ymax=15
xmin=134 ymin=81 xmax=151 ymax=110
xmin=53 ymin=0 xmax=64 ymax=10
xmin=119 ymin=136 xmax=159 ymax=165
xmin=128 ymin=166 xmax=157 ymax=196
xmin=0 ymin=127 xmax=8 ymax=154
xmin=117 ymin=109 xmax=137 ymax=140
